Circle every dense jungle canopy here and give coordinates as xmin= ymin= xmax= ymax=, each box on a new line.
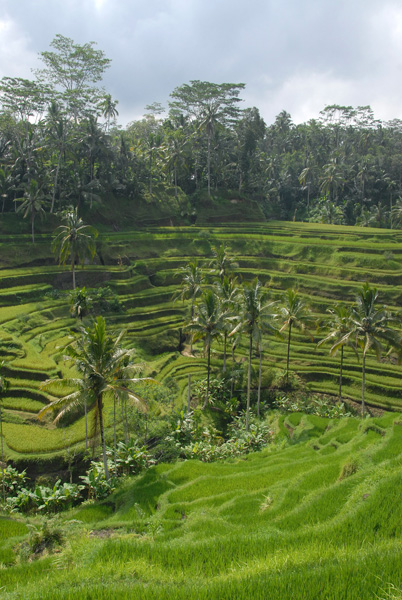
xmin=1 ymin=35 xmax=402 ymax=230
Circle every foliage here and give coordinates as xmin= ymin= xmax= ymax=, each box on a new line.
xmin=0 ymin=465 xmax=28 ymax=496
xmin=106 ymin=439 xmax=155 ymax=476
xmin=274 ymin=393 xmax=352 ymax=418
xmin=79 ymin=460 xmax=117 ymax=500
xmin=6 ymin=477 xmax=83 ymax=513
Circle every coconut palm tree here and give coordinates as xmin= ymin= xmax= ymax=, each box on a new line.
xmin=40 ymin=317 xmax=146 ymax=481
xmin=231 ymin=279 xmax=275 ymax=430
xmin=215 ymin=275 xmax=240 ymax=373
xmin=278 ymin=289 xmax=312 ymax=385
xmin=336 ymin=283 xmax=401 ymax=417
xmin=209 ymin=244 xmax=237 ymax=283
xmin=317 ymin=305 xmax=356 ymax=400
xmin=0 ymin=360 xmax=8 ymax=503
xmin=188 ymin=289 xmax=227 ymax=409
xmin=52 ymin=207 xmax=98 ymax=289
xmin=175 ymin=259 xmax=205 ymax=353
xmin=16 ymin=178 xmax=47 ymax=244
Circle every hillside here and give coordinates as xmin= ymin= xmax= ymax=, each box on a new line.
xmin=1 ymin=412 xmax=402 ymax=599
xmin=1 ymin=219 xmax=402 ymax=469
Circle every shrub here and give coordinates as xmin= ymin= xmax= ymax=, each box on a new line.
xmin=0 ymin=465 xmax=28 ymax=497
xmin=274 ymin=393 xmax=352 ymax=418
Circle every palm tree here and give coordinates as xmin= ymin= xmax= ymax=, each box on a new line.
xmin=99 ymin=93 xmax=119 ymax=132
xmin=317 ymin=305 xmax=356 ymax=400
xmin=52 ymin=207 xmax=98 ymax=289
xmin=278 ymin=289 xmax=312 ymax=385
xmin=231 ymin=279 xmax=275 ymax=430
xmin=188 ymin=289 xmax=227 ymax=409
xmin=215 ymin=275 xmax=240 ymax=373
xmin=40 ymin=317 xmax=146 ymax=481
xmin=16 ymin=179 xmax=47 ymax=244
xmin=0 ymin=361 xmax=8 ymax=504
xmin=209 ymin=244 xmax=237 ymax=283
xmin=175 ymin=259 xmax=204 ymax=353
xmin=336 ymin=283 xmax=401 ymax=416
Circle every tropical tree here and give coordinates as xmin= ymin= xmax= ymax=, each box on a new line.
xmin=175 ymin=259 xmax=205 ymax=353
xmin=188 ymin=289 xmax=227 ymax=409
xmin=169 ymin=80 xmax=245 ymax=196
xmin=40 ymin=316 xmax=146 ymax=481
xmin=277 ymin=289 xmax=312 ymax=384
xmin=70 ymin=286 xmax=91 ymax=320
xmin=52 ymin=207 xmax=98 ymax=289
xmin=336 ymin=283 xmax=401 ymax=416
xmin=317 ymin=305 xmax=355 ymax=400
xmin=0 ymin=360 xmax=8 ymax=503
xmin=16 ymin=178 xmax=47 ymax=244
xmin=209 ymin=243 xmax=237 ymax=283
xmin=215 ymin=275 xmax=240 ymax=373
xmin=231 ymin=279 xmax=275 ymax=430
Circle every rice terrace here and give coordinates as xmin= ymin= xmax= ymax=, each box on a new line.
xmin=2 ymin=215 xmax=402 ymax=599
xmin=3 ymin=33 xmax=402 ymax=600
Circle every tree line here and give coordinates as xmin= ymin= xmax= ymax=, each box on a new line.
xmin=2 ymin=36 xmax=402 ymax=233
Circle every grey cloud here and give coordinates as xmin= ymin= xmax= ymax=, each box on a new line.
xmin=1 ymin=0 xmax=402 ymax=125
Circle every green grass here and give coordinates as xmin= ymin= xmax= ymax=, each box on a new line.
xmin=2 ymin=413 xmax=402 ymax=598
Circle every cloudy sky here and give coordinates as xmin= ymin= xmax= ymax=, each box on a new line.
xmin=1 ymin=0 xmax=402 ymax=127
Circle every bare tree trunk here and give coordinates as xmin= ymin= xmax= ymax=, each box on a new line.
xmin=286 ymin=323 xmax=292 ymax=384
xmin=257 ymin=349 xmax=262 ymax=417
xmin=339 ymin=346 xmax=344 ymax=401
xmin=187 ymin=373 xmax=191 ymax=412
xmin=84 ymin=399 xmax=88 ymax=451
xmin=1 ymin=404 xmax=5 ymax=504
xmin=203 ymin=345 xmax=211 ymax=409
xmin=246 ymin=336 xmax=253 ymax=431
xmin=98 ymin=394 xmax=110 ymax=482
xmin=113 ymin=396 xmax=117 ymax=476
xmin=362 ymin=352 xmax=366 ymax=417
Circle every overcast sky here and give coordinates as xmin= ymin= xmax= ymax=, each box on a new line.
xmin=1 ymin=0 xmax=402 ymax=127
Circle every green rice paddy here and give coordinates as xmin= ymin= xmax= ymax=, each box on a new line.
xmin=1 ymin=220 xmax=402 ymax=464
xmin=1 ymin=413 xmax=402 ymax=599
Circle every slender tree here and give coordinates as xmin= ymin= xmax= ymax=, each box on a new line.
xmin=0 ymin=360 xmax=8 ymax=504
xmin=52 ymin=207 xmax=98 ymax=289
xmin=40 ymin=317 xmax=146 ymax=481
xmin=277 ymin=289 xmax=312 ymax=384
xmin=188 ymin=289 xmax=227 ymax=409
xmin=336 ymin=283 xmax=401 ymax=416
xmin=175 ymin=259 xmax=204 ymax=353
xmin=215 ymin=275 xmax=240 ymax=373
xmin=317 ymin=305 xmax=355 ymax=400
xmin=231 ymin=279 xmax=275 ymax=430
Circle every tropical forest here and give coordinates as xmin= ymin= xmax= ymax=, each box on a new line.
xmin=2 ymin=35 xmax=402 ymax=599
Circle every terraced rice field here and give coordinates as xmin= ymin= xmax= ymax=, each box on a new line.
xmin=1 ymin=221 xmax=402 ymax=463
xmin=1 ymin=412 xmax=402 ymax=599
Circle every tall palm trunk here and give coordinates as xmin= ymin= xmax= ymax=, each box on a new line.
xmin=223 ymin=331 xmax=227 ymax=373
xmin=246 ymin=336 xmax=253 ymax=431
xmin=257 ymin=348 xmax=262 ymax=417
xmin=339 ymin=346 xmax=344 ymax=400
xmin=203 ymin=344 xmax=211 ymax=409
xmin=72 ymin=257 xmax=76 ymax=290
xmin=286 ymin=323 xmax=292 ymax=383
xmin=84 ymin=399 xmax=88 ymax=451
xmin=362 ymin=352 xmax=366 ymax=417
xmin=113 ymin=396 xmax=117 ymax=476
xmin=97 ymin=394 xmax=110 ymax=481
xmin=207 ymin=134 xmax=211 ymax=197
xmin=1 ymin=404 xmax=5 ymax=504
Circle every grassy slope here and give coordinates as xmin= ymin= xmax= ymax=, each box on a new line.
xmin=1 ymin=413 xmax=402 ymax=599
xmin=1 ymin=217 xmax=402 ymax=466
